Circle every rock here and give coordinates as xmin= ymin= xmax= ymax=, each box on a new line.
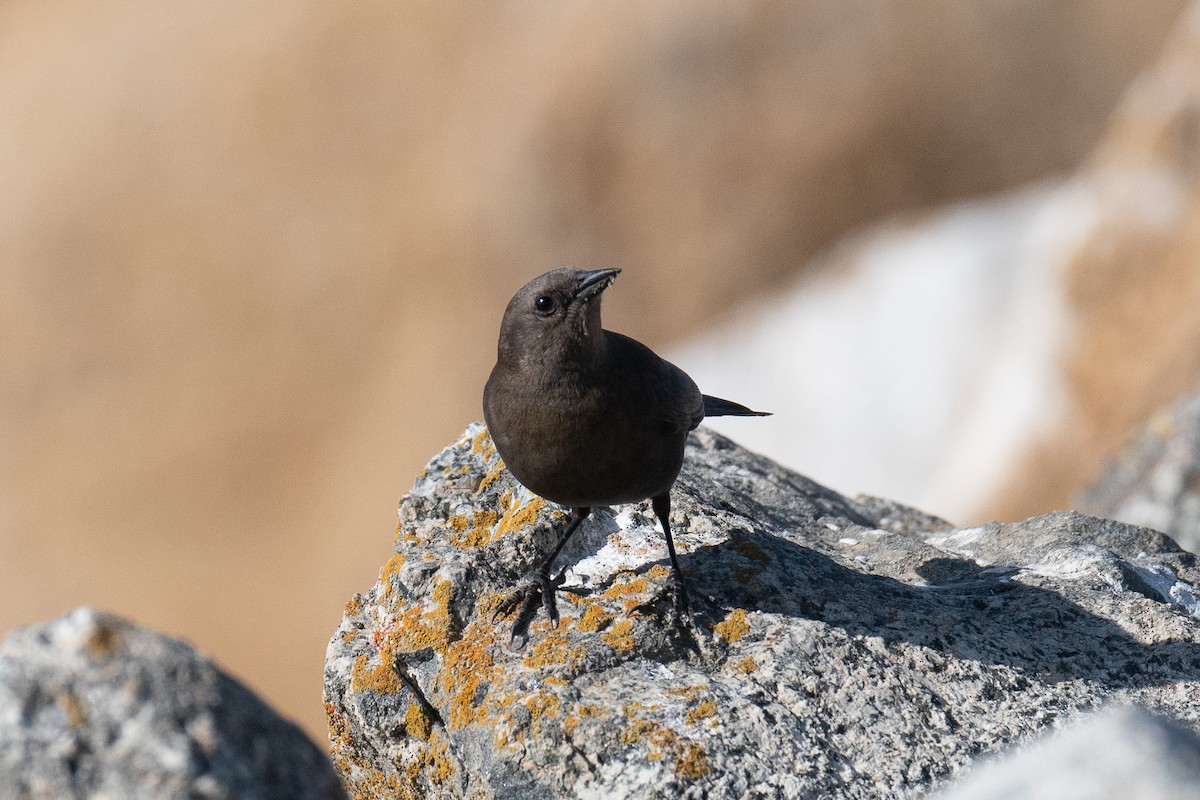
xmin=0 ymin=607 xmax=346 ymax=800
xmin=1080 ymin=386 xmax=1200 ymax=554
xmin=324 ymin=425 xmax=1200 ymax=799
xmin=933 ymin=706 xmax=1200 ymax=800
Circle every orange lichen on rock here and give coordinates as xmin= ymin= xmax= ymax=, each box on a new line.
xmin=496 ymin=496 xmax=546 ymax=537
xmin=733 ymin=656 xmax=758 ymax=674
xmin=601 ymin=619 xmax=637 ymax=651
xmin=417 ymin=732 xmax=456 ymax=787
xmin=442 ymin=622 xmax=497 ymax=730
xmin=522 ymin=622 xmax=578 ymax=669
xmin=665 ymin=685 xmax=707 ymax=700
xmin=470 ymin=427 xmax=495 ymax=457
xmin=733 ymin=565 xmax=761 ymax=585
xmin=350 ymin=648 xmax=405 ymax=696
xmin=603 ymin=577 xmax=648 ymax=600
xmin=479 ymin=463 xmax=506 ymax=491
xmin=388 ymin=580 xmax=456 ymax=653
xmin=686 ymin=700 xmax=717 ymax=725
xmin=648 ymin=564 xmax=671 ymax=579
xmin=576 ymin=603 xmax=614 ymax=632
xmin=713 ymin=608 xmax=751 ymax=643
xmin=730 ymin=536 xmax=771 ymax=563
xmin=449 ymin=509 xmax=499 ymax=548
xmin=676 ymin=743 xmax=711 ymax=779
xmin=620 ymin=708 xmax=711 ymax=780
xmin=525 ymin=689 xmax=562 ymax=727
xmin=379 ymin=554 xmax=406 ymax=598
xmin=404 ymin=702 xmax=434 ymax=741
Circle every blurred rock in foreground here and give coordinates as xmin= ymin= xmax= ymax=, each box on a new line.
xmin=1081 ymin=384 xmax=1200 ymax=554
xmin=0 ymin=607 xmax=345 ymax=800
xmin=324 ymin=425 xmax=1200 ymax=799
xmin=934 ymin=706 xmax=1200 ymax=800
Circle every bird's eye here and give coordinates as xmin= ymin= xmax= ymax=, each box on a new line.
xmin=534 ymin=295 xmax=556 ymax=315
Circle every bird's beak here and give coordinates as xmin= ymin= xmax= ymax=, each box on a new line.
xmin=575 ymin=268 xmax=621 ymax=300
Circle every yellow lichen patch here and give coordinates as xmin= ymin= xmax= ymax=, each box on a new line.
xmin=449 ymin=509 xmax=499 ymax=548
xmin=344 ymin=595 xmax=364 ymax=617
xmin=380 ymin=554 xmax=406 ymax=593
xmin=479 ymin=463 xmax=505 ymax=492
xmin=385 ymin=580 xmax=457 ymax=654
xmin=562 ymin=590 xmax=589 ymax=606
xmin=648 ymin=564 xmax=671 ymax=579
xmin=576 ymin=603 xmax=614 ymax=632
xmin=441 ymin=623 xmax=497 ymax=730
xmin=577 ymin=704 xmax=602 ymax=718
xmin=563 ymin=715 xmax=580 ymax=735
xmin=686 ymin=700 xmax=717 ymax=725
xmin=421 ymin=732 xmax=456 ymax=786
xmin=665 ymin=685 xmax=707 ymax=700
xmin=522 ymin=623 xmax=577 ymax=669
xmin=713 ymin=608 xmax=751 ymax=643
xmin=730 ymin=536 xmax=771 ymax=563
xmin=602 ymin=619 xmax=637 ymax=651
xmin=477 ymin=591 xmax=509 ymax=621
xmin=619 ymin=717 xmax=658 ymax=746
xmin=734 ymin=656 xmax=757 ymax=674
xmin=621 ymin=713 xmax=711 ymax=780
xmin=350 ymin=649 xmax=405 ymax=696
xmin=471 ymin=427 xmax=494 ymax=457
xmin=676 ymin=743 xmax=711 ymax=779
xmin=496 ymin=496 xmax=546 ymax=537
xmin=544 ymin=675 xmax=569 ymax=687
xmin=603 ymin=578 xmax=648 ymax=600
xmin=405 ymin=702 xmax=434 ymax=741
xmin=525 ymin=689 xmax=562 ymax=725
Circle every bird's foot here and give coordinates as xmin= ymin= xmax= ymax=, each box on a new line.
xmin=493 ymin=570 xmax=567 ymax=649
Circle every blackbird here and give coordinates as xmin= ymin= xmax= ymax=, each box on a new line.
xmin=483 ymin=267 xmax=768 ymax=642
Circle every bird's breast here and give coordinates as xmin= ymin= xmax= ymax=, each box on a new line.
xmin=483 ymin=366 xmax=685 ymax=507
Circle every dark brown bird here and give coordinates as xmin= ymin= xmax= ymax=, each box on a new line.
xmin=483 ymin=267 xmax=768 ymax=642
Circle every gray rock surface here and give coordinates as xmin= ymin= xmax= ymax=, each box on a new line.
xmin=933 ymin=705 xmax=1200 ymax=800
xmin=325 ymin=424 xmax=1200 ymax=799
xmin=1081 ymin=386 xmax=1200 ymax=553
xmin=0 ymin=607 xmax=346 ymax=800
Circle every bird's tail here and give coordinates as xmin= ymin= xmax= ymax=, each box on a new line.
xmin=702 ymin=395 xmax=771 ymax=417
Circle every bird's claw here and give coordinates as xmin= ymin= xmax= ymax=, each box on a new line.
xmin=494 ymin=570 xmax=567 ymax=648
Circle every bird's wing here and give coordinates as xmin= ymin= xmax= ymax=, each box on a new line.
xmin=604 ymin=331 xmax=704 ymax=436
xmin=664 ymin=361 xmax=706 ymax=434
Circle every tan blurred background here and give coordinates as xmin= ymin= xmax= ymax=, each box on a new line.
xmin=1 ymin=1 xmax=1193 ymax=742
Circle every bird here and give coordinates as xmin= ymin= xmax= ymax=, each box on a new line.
xmin=483 ymin=267 xmax=769 ymax=642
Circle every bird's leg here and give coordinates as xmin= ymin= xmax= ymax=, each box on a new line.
xmin=494 ymin=506 xmax=591 ymax=646
xmin=652 ymin=493 xmax=690 ymax=615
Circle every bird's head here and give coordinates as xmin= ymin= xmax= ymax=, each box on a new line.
xmin=496 ymin=267 xmax=620 ymax=369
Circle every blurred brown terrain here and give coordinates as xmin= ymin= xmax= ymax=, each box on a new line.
xmin=990 ymin=5 xmax=1200 ymax=520
xmin=0 ymin=1 xmax=1187 ymax=741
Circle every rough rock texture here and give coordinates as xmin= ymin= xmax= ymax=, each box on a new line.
xmin=1081 ymin=385 xmax=1200 ymax=554
xmin=0 ymin=607 xmax=346 ymax=800
xmin=934 ymin=706 xmax=1200 ymax=800
xmin=325 ymin=425 xmax=1200 ymax=799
